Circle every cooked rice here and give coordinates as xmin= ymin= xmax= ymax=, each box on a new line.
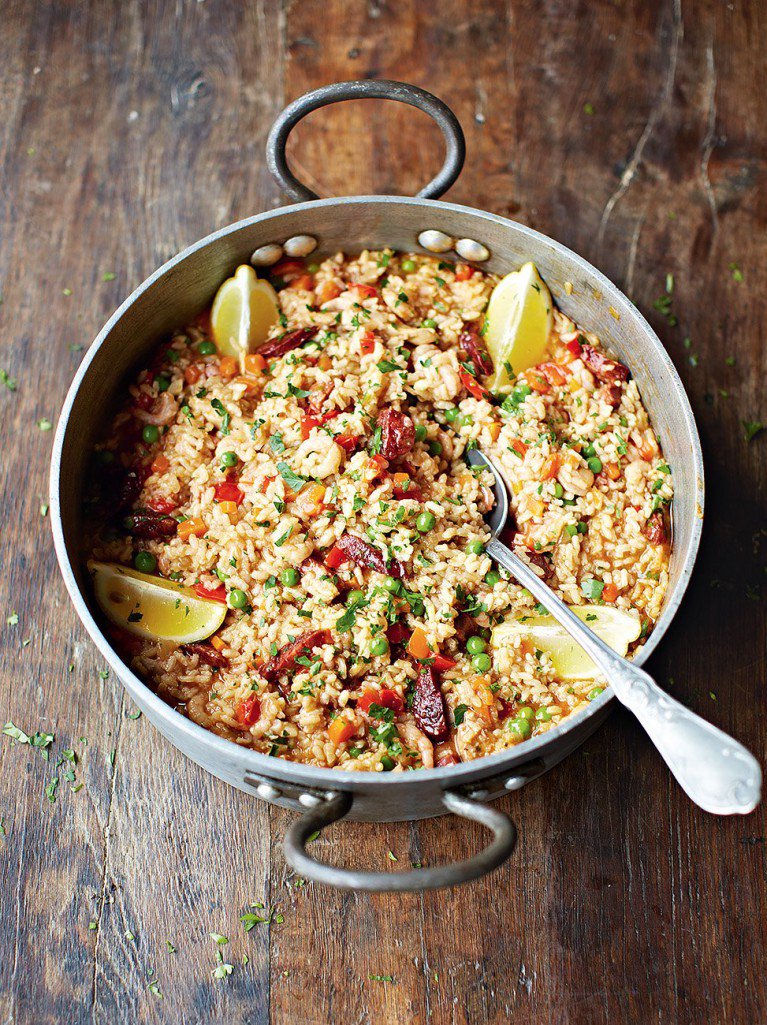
xmin=85 ymin=249 xmax=672 ymax=772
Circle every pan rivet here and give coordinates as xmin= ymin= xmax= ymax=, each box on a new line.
xmin=250 ymin=244 xmax=284 ymax=267
xmin=455 ymin=238 xmax=490 ymax=262
xmin=256 ymin=782 xmax=280 ymax=800
xmin=418 ymin=229 xmax=454 ymax=253
xmin=283 ymin=234 xmax=317 ymax=258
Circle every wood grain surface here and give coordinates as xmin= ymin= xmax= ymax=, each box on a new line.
xmin=1 ymin=1 xmax=765 ymax=1023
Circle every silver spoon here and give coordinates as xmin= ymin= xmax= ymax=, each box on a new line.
xmin=468 ymin=447 xmax=761 ymax=815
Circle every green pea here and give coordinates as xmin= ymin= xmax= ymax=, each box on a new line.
xmin=142 ymin=424 xmax=160 ymax=444
xmin=508 ymin=718 xmax=532 ymax=740
xmin=485 ymin=570 xmax=501 ymax=586
xmin=401 ymin=259 xmax=417 ymax=273
xmin=422 ymin=318 xmax=437 ymax=329
xmin=228 ymin=588 xmax=248 ymax=610
xmin=582 ymin=443 xmax=596 ymax=458
xmin=443 ymin=407 xmax=460 ymax=422
xmin=471 ymin=652 xmax=491 ymax=673
xmin=197 ymin=340 xmax=217 ymax=355
xmin=347 ymin=589 xmax=365 ymax=606
xmin=416 ymin=511 xmax=436 ymax=533
xmin=307 ymin=262 xmax=320 ymax=274
xmin=515 ymin=706 xmax=534 ymax=720
xmin=467 ymin=540 xmax=485 ymax=556
xmin=587 ymin=457 xmax=603 ymax=474
xmin=428 ymin=441 xmax=443 ymax=457
xmin=280 ymin=568 xmax=299 ymax=587
xmin=383 ymin=577 xmax=402 ymax=594
xmin=155 ymin=374 xmax=171 ymax=393
xmin=165 ymin=349 xmax=180 ymax=363
xmin=380 ymin=754 xmax=396 ymax=771
xmin=458 ymin=413 xmax=473 ymax=427
xmin=553 ymin=482 xmax=564 ymax=499
xmin=371 ymin=637 xmax=389 ymax=657
xmin=414 ymin=424 xmax=428 ymax=442
xmin=466 ymin=636 xmax=486 ymax=655
xmin=588 ymin=686 xmax=605 ymax=701
xmin=134 ymin=551 xmax=157 ymax=574
xmin=535 ymin=706 xmax=553 ymax=722
xmin=220 ymin=451 xmax=238 ymax=468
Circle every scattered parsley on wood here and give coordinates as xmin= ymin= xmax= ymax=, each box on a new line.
xmin=6 ymin=611 xmax=18 ymax=626
xmin=743 ymin=421 xmax=765 ymax=443
xmin=729 ymin=262 xmax=744 ymax=282
xmin=102 ymin=271 xmax=117 ymax=282
xmin=583 ymin=102 xmax=594 ymax=115
xmin=0 ymin=369 xmax=17 ymax=392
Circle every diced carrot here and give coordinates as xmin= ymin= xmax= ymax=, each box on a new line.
xmin=510 ymin=438 xmax=528 ymax=458
xmin=328 ymin=717 xmax=356 ymax=746
xmin=602 ymin=583 xmax=619 ymax=603
xmin=219 ymin=500 xmax=238 ymax=517
xmin=454 ymin=263 xmax=474 ymax=281
xmin=318 ymin=353 xmax=333 ymax=371
xmin=291 ymin=274 xmax=315 ymax=291
xmin=527 ymin=373 xmax=550 ymax=394
xmin=368 ymin=453 xmax=388 ymax=478
xmin=488 ymin=422 xmax=502 ymax=442
xmin=259 ymin=474 xmax=275 ymax=494
xmin=316 ymin=280 xmax=342 ymax=305
xmin=519 ymin=640 xmax=534 ymax=657
xmin=151 ymin=454 xmax=170 ymax=474
xmin=604 ymin=462 xmax=621 ymax=481
xmin=360 ymin=331 xmax=377 ymax=355
xmin=297 ymin=482 xmax=326 ymax=516
xmin=639 ymin=440 xmax=657 ymax=460
xmin=178 ymin=517 xmax=207 ymax=541
xmin=243 ymin=353 xmax=266 ymax=377
xmin=542 ymin=452 xmax=562 ymax=479
xmin=218 ymin=356 xmax=238 ymax=379
xmin=184 ymin=364 xmax=202 ymax=385
xmin=407 ymin=627 xmax=432 ymax=661
xmin=209 ymin=635 xmax=226 ymax=651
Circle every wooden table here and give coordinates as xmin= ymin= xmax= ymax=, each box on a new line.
xmin=1 ymin=2 xmax=765 ymax=1022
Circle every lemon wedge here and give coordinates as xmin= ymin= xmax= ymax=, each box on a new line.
xmin=492 ymin=605 xmax=642 ymax=681
xmin=483 ymin=262 xmax=553 ymax=392
xmin=89 ymin=561 xmax=226 ymax=643
xmin=210 ymin=264 xmax=280 ymax=357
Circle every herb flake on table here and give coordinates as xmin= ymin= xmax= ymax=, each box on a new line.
xmin=743 ymin=420 xmax=765 ymax=442
xmin=0 ymin=369 xmax=17 ymax=392
xmin=37 ymin=417 xmax=52 ymax=431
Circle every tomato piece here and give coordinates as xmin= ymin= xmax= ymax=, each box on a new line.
xmin=565 ymin=337 xmax=583 ymax=359
xmin=301 ymin=415 xmax=320 ymax=439
xmin=358 ymin=688 xmax=404 ymax=715
xmin=360 ymin=331 xmax=377 ymax=355
xmin=194 ymin=582 xmax=227 ymax=603
xmin=214 ymin=481 xmax=244 ymax=506
xmin=454 ymin=263 xmax=474 ymax=281
xmin=459 ymin=370 xmax=492 ymax=401
xmin=235 ymin=693 xmax=261 ymax=728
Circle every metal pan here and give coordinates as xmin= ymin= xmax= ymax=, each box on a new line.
xmin=50 ymin=80 xmax=704 ymax=891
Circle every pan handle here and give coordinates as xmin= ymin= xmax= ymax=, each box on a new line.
xmin=266 ymin=79 xmax=466 ymax=203
xmin=282 ymin=789 xmax=516 ymax=891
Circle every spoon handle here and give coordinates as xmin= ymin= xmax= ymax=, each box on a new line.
xmin=486 ymin=538 xmax=761 ymax=815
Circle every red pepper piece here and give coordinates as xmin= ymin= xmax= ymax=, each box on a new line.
xmin=565 ymin=337 xmax=584 ymax=359
xmin=258 ymin=327 xmax=318 ymax=360
xmin=458 ymin=323 xmax=493 ymax=376
xmin=235 ymin=693 xmax=261 ymax=728
xmin=360 ymin=331 xmax=377 ymax=355
xmin=432 ymin=654 xmax=458 ymax=672
xmin=358 ymin=688 xmax=405 ymax=715
xmin=352 ymin=283 xmax=379 ymax=299
xmin=413 ymin=665 xmax=449 ymax=741
xmin=377 ymin=408 xmax=415 ymax=460
xmin=261 ymin=629 xmax=331 ymax=690
xmin=324 ymin=544 xmax=348 ymax=570
xmin=214 ymin=481 xmax=244 ymax=506
xmin=459 ymin=369 xmax=492 ymax=401
xmin=436 ymin=752 xmax=460 ymax=767
xmin=194 ymin=582 xmax=228 ymax=603
xmin=334 ymin=434 xmax=359 ymax=454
